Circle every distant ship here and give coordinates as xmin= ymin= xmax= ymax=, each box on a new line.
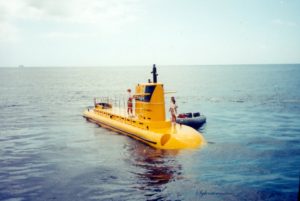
xmin=18 ymin=65 xmax=24 ymax=68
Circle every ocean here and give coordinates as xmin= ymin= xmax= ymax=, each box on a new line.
xmin=0 ymin=65 xmax=299 ymax=201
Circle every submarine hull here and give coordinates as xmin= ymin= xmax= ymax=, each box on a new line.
xmin=83 ymin=109 xmax=206 ymax=150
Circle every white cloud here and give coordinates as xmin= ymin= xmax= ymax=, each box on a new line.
xmin=272 ymin=19 xmax=297 ymax=27
xmin=0 ymin=22 xmax=19 ymax=42
xmin=9 ymin=0 xmax=141 ymax=24
xmin=0 ymin=0 xmax=141 ymax=42
xmin=44 ymin=31 xmax=98 ymax=39
xmin=0 ymin=0 xmax=24 ymax=21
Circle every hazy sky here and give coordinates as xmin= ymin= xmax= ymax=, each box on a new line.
xmin=0 ymin=0 xmax=299 ymax=66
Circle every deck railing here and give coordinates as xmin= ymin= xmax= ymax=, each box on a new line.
xmin=93 ymin=96 xmax=164 ymax=117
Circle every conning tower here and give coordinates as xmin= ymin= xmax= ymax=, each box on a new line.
xmin=135 ymin=64 xmax=166 ymax=122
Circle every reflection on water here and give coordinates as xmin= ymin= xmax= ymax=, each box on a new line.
xmin=124 ymin=140 xmax=181 ymax=200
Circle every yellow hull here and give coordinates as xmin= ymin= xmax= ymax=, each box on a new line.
xmin=83 ymin=109 xmax=206 ymax=150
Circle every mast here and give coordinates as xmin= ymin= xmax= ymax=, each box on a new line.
xmin=151 ymin=64 xmax=158 ymax=83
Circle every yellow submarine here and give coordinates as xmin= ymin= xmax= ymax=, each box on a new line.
xmin=83 ymin=65 xmax=206 ymax=149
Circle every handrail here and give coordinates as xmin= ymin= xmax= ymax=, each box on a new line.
xmin=94 ymin=96 xmax=164 ymax=105
xmin=93 ymin=96 xmax=167 ymax=118
xmin=133 ymin=93 xmax=150 ymax=96
xmin=164 ymin=91 xmax=176 ymax=94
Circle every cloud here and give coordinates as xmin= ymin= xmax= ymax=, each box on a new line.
xmin=0 ymin=0 xmax=23 ymax=21
xmin=44 ymin=31 xmax=98 ymax=39
xmin=272 ymin=19 xmax=297 ymax=27
xmin=0 ymin=0 xmax=141 ymax=42
xmin=3 ymin=0 xmax=141 ymax=24
xmin=0 ymin=21 xmax=19 ymax=42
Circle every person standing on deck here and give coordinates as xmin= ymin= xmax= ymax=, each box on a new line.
xmin=127 ymin=89 xmax=133 ymax=116
xmin=169 ymin=96 xmax=178 ymax=127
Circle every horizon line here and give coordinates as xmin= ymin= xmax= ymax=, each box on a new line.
xmin=1 ymin=63 xmax=300 ymax=68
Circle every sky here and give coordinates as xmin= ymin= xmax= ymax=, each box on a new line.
xmin=0 ymin=0 xmax=299 ymax=66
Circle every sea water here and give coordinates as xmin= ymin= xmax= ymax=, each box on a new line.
xmin=0 ymin=65 xmax=299 ymax=201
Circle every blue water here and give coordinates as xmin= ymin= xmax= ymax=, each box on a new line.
xmin=0 ymin=65 xmax=299 ymax=201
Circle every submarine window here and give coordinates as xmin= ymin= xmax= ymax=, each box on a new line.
xmin=136 ymin=86 xmax=156 ymax=102
xmin=144 ymin=85 xmax=156 ymax=102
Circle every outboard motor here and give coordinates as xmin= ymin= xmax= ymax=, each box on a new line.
xmin=193 ymin=112 xmax=200 ymax=117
